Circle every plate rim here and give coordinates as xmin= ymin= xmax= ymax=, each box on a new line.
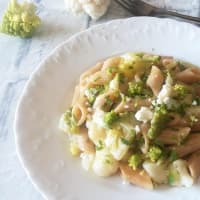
xmin=14 ymin=16 xmax=200 ymax=200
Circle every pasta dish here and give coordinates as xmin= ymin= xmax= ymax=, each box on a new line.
xmin=59 ymin=52 xmax=200 ymax=189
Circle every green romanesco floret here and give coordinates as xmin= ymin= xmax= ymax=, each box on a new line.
xmin=63 ymin=108 xmax=79 ymax=134
xmin=128 ymin=153 xmax=143 ymax=170
xmin=0 ymin=0 xmax=41 ymax=38
xmin=104 ymin=110 xmax=120 ymax=127
xmin=128 ymin=81 xmax=144 ymax=96
xmin=174 ymin=84 xmax=188 ymax=99
xmin=147 ymin=146 xmax=163 ymax=162
xmin=128 ymin=81 xmax=152 ymax=97
xmin=85 ymin=85 xmax=105 ymax=105
xmin=147 ymin=104 xmax=169 ymax=139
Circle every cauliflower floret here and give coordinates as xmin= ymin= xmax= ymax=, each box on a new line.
xmin=143 ymin=161 xmax=168 ymax=184
xmin=64 ymin=0 xmax=111 ymax=19
xmin=93 ymin=149 xmax=119 ymax=177
xmin=91 ymin=109 xmax=106 ymax=128
xmin=87 ymin=121 xmax=106 ymax=145
xmin=169 ymin=160 xmax=194 ymax=187
xmin=80 ymin=152 xmax=95 ymax=171
xmin=135 ymin=107 xmax=153 ymax=123
xmin=105 ymin=130 xmax=129 ymax=160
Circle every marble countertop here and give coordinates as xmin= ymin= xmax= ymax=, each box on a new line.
xmin=0 ymin=0 xmax=200 ymax=199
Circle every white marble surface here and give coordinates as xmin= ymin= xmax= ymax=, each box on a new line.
xmin=0 ymin=0 xmax=200 ymax=199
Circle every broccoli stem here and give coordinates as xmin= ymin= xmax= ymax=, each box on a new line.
xmin=147 ymin=104 xmax=170 ymax=139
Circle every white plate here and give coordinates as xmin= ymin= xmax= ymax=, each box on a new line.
xmin=15 ymin=17 xmax=200 ymax=200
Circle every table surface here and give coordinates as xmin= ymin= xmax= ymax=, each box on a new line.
xmin=1 ymin=0 xmax=200 ymax=199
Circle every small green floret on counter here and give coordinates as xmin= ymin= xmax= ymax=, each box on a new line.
xmin=85 ymin=85 xmax=105 ymax=105
xmin=174 ymin=84 xmax=188 ymax=99
xmin=128 ymin=153 xmax=143 ymax=170
xmin=147 ymin=104 xmax=169 ymax=139
xmin=104 ymin=110 xmax=120 ymax=127
xmin=147 ymin=146 xmax=163 ymax=162
xmin=63 ymin=108 xmax=79 ymax=134
xmin=0 ymin=0 xmax=41 ymax=38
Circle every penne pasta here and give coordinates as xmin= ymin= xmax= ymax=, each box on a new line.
xmin=187 ymin=151 xmax=200 ymax=181
xmin=101 ymin=56 xmax=122 ymax=71
xmin=120 ymin=163 xmax=153 ymax=190
xmin=76 ymin=129 xmax=95 ymax=153
xmin=157 ymin=127 xmax=191 ymax=145
xmin=80 ymin=62 xmax=103 ymax=83
xmin=146 ymin=66 xmax=164 ymax=96
xmin=174 ymin=134 xmax=200 ymax=157
xmin=114 ymin=98 xmax=151 ymax=113
xmin=167 ymin=114 xmax=188 ymax=127
xmin=176 ymin=68 xmax=200 ymax=84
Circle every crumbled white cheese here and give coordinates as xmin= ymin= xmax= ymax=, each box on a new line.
xmin=192 ymin=100 xmax=197 ymax=106
xmin=157 ymin=84 xmax=172 ymax=104
xmin=157 ymin=73 xmax=173 ymax=105
xmin=135 ymin=107 xmax=153 ymax=123
xmin=64 ymin=0 xmax=111 ymax=19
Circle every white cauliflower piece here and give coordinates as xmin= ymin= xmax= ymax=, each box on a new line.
xmin=105 ymin=130 xmax=129 ymax=160
xmin=93 ymin=149 xmax=119 ymax=177
xmin=87 ymin=121 xmax=106 ymax=145
xmin=169 ymin=160 xmax=194 ymax=187
xmin=80 ymin=152 xmax=95 ymax=171
xmin=64 ymin=0 xmax=111 ymax=19
xmin=143 ymin=161 xmax=168 ymax=184
xmin=91 ymin=109 xmax=106 ymax=128
xmin=135 ymin=107 xmax=153 ymax=123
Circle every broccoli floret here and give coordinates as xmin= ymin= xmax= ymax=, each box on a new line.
xmin=147 ymin=146 xmax=163 ymax=162
xmin=128 ymin=153 xmax=143 ymax=170
xmin=0 ymin=0 xmax=41 ymax=38
xmin=147 ymin=104 xmax=169 ymax=139
xmin=128 ymin=81 xmax=144 ymax=96
xmin=63 ymin=108 xmax=79 ymax=134
xmin=174 ymin=84 xmax=188 ymax=99
xmin=104 ymin=110 xmax=120 ymax=127
xmin=85 ymin=85 xmax=105 ymax=105
xmin=128 ymin=81 xmax=152 ymax=97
